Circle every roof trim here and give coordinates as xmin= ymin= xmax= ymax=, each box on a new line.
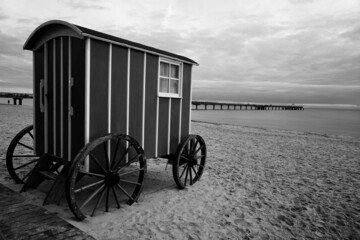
xmin=23 ymin=20 xmax=83 ymax=50
xmin=23 ymin=20 xmax=198 ymax=65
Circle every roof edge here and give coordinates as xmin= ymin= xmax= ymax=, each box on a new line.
xmin=23 ymin=20 xmax=198 ymax=65
xmin=23 ymin=20 xmax=84 ymax=50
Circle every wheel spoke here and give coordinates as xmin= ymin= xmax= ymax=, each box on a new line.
xmin=14 ymin=158 xmax=39 ymax=170
xmin=190 ymin=140 xmax=199 ymax=155
xmin=105 ymin=186 xmax=110 ymax=212
xmin=193 ymin=145 xmax=204 ymax=156
xmin=112 ymin=144 xmax=131 ymax=171
xmin=111 ymin=186 xmax=120 ymax=208
xmin=189 ymin=166 xmax=193 ymax=185
xmin=103 ymin=142 xmax=110 ymax=171
xmin=89 ymin=153 xmax=108 ymax=174
xmin=184 ymin=166 xmax=189 ymax=186
xmin=75 ymin=180 xmax=104 ymax=193
xmin=91 ymin=186 xmax=106 ymax=217
xmin=116 ymin=154 xmax=142 ymax=172
xmin=180 ymin=155 xmax=190 ymax=162
xmin=13 ymin=155 xmax=37 ymax=158
xmin=28 ymin=131 xmax=34 ymax=139
xmin=120 ymin=179 xmax=141 ymax=186
xmin=196 ymin=164 xmax=205 ymax=168
xmin=179 ymin=165 xmax=187 ymax=179
xmin=17 ymin=142 xmax=34 ymax=151
xmin=110 ymin=139 xmax=120 ymax=169
xmin=185 ymin=144 xmax=190 ymax=157
xmin=194 ymin=154 xmax=206 ymax=160
xmin=118 ymin=168 xmax=144 ymax=177
xmin=67 ymin=134 xmax=146 ymax=219
xmin=116 ymin=184 xmax=135 ymax=202
xmin=80 ymin=184 xmax=105 ymax=210
xmin=79 ymin=170 xmax=105 ymax=179
xmin=191 ymin=166 xmax=200 ymax=179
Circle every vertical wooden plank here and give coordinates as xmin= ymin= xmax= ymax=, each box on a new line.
xmin=170 ymin=98 xmax=181 ymax=153
xmin=126 ymin=49 xmax=130 ymax=135
xmin=47 ymin=40 xmax=54 ymax=155
xmin=53 ymin=39 xmax=56 ymax=156
xmin=158 ymin=98 xmax=170 ymax=156
xmin=108 ymin=44 xmax=112 ymax=135
xmin=34 ymin=46 xmax=44 ymax=156
xmin=89 ymin=39 xmax=108 ymax=141
xmin=44 ymin=43 xmax=48 ymax=153
xmin=142 ymin=53 xmax=146 ymax=147
xmin=60 ymin=37 xmax=64 ymax=157
xmin=68 ymin=37 xmax=71 ymax=161
xmin=111 ymin=45 xmax=128 ymax=135
xmin=181 ymin=63 xmax=192 ymax=138
xmin=55 ymin=38 xmax=61 ymax=156
xmin=168 ymin=98 xmax=171 ymax=154
xmin=129 ymin=49 xmax=144 ymax=144
xmin=110 ymin=45 xmax=128 ymax=166
xmin=85 ymin=38 xmax=91 ymax=147
xmin=62 ymin=37 xmax=69 ymax=159
xmin=70 ymin=38 xmax=86 ymax=160
xmin=144 ymin=54 xmax=158 ymax=157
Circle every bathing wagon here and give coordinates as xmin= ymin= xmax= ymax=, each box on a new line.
xmin=6 ymin=20 xmax=206 ymax=220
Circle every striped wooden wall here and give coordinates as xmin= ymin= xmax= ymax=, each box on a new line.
xmin=87 ymin=38 xmax=192 ymax=158
xmin=33 ymin=36 xmax=85 ymax=161
xmin=33 ymin=36 xmax=192 ymax=161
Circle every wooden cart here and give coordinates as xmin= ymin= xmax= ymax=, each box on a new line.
xmin=6 ymin=20 xmax=206 ymax=221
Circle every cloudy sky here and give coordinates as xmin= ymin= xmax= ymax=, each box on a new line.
xmin=0 ymin=0 xmax=359 ymax=105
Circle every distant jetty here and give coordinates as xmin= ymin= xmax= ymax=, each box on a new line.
xmin=0 ymin=92 xmax=33 ymax=105
xmin=192 ymin=101 xmax=304 ymax=111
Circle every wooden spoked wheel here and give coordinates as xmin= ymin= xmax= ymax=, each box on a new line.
xmin=172 ymin=135 xmax=206 ymax=189
xmin=6 ymin=125 xmax=40 ymax=184
xmin=66 ymin=134 xmax=146 ymax=220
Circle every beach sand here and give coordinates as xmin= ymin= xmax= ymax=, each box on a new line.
xmin=1 ymin=104 xmax=360 ymax=239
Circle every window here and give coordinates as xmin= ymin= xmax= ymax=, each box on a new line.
xmin=159 ymin=59 xmax=182 ymax=97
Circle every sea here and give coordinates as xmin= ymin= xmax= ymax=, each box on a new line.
xmin=192 ymin=107 xmax=360 ymax=138
xmin=1 ymin=98 xmax=360 ymax=138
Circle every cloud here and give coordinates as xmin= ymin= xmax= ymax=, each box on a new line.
xmin=289 ymin=0 xmax=314 ymax=4
xmin=0 ymin=30 xmax=32 ymax=90
xmin=0 ymin=0 xmax=359 ymax=104
xmin=60 ymin=0 xmax=107 ymax=10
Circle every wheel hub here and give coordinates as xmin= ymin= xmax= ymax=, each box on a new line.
xmin=189 ymin=156 xmax=198 ymax=166
xmin=105 ymin=172 xmax=120 ymax=186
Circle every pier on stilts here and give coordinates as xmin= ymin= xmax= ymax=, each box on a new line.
xmin=192 ymin=101 xmax=304 ymax=111
xmin=0 ymin=92 xmax=33 ymax=105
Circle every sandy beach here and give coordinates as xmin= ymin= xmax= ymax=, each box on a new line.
xmin=1 ymin=104 xmax=360 ymax=239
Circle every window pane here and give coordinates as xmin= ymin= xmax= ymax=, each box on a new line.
xmin=169 ymin=80 xmax=178 ymax=94
xmin=160 ymin=62 xmax=169 ymax=77
xmin=170 ymin=65 xmax=179 ymax=78
xmin=160 ymin=78 xmax=169 ymax=93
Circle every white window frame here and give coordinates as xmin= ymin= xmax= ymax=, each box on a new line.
xmin=158 ymin=58 xmax=183 ymax=98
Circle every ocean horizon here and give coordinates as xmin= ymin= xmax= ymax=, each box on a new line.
xmin=1 ymin=98 xmax=360 ymax=138
xmin=192 ymin=108 xmax=360 ymax=138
